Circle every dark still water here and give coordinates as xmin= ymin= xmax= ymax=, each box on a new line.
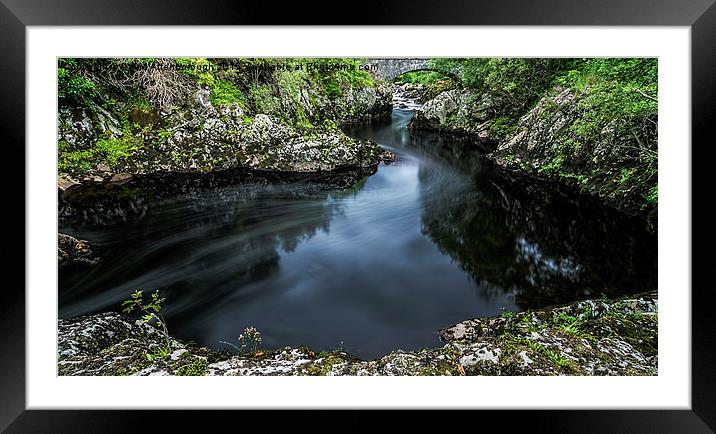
xmin=59 ymin=108 xmax=657 ymax=360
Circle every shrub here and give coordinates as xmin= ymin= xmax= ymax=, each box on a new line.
xmin=58 ymin=58 xmax=96 ymax=103
xmin=122 ymin=290 xmax=172 ymax=353
xmin=210 ymin=79 xmax=246 ymax=107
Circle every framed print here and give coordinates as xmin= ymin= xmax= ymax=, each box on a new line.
xmin=2 ymin=0 xmax=714 ymax=431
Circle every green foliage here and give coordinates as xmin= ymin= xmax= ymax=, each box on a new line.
xmin=619 ymin=167 xmax=636 ymax=185
xmin=525 ymin=339 xmax=576 ymax=370
xmin=248 ymin=83 xmax=281 ymax=115
xmin=561 ymin=59 xmax=657 ymax=156
xmin=175 ymin=57 xmax=217 ymax=86
xmin=489 ymin=116 xmax=519 ymax=141
xmin=58 ymin=141 xmax=95 ymax=173
xmin=145 ymin=346 xmax=170 ymax=362
xmin=428 ymin=58 xmax=463 ymax=77
xmin=306 ymin=58 xmax=374 ymax=98
xmin=58 ymin=58 xmax=96 ymax=103
xmin=277 ymin=69 xmax=315 ymax=130
xmin=394 ymin=70 xmax=445 ymax=86
xmin=58 ymin=129 xmax=141 ymax=174
xmin=95 ymin=135 xmax=142 ymax=166
xmin=210 ymin=79 xmax=246 ymax=107
xmin=440 ymin=58 xmax=565 ymax=117
xmin=122 ymin=289 xmax=172 ymax=353
xmin=552 ymin=312 xmax=583 ymax=335
xmin=157 ymin=130 xmax=173 ymax=144
xmin=559 ymin=172 xmax=589 ymax=185
xmin=556 ymin=58 xmax=657 ymax=93
xmin=645 ymin=185 xmax=658 ymax=205
xmin=538 ymin=154 xmax=565 ymax=175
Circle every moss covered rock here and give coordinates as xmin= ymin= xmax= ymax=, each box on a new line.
xmin=487 ymin=87 xmax=657 ymax=221
xmin=58 ymin=292 xmax=657 ymax=376
xmin=58 ymin=233 xmax=98 ymax=268
xmin=57 ymin=59 xmax=393 ymax=187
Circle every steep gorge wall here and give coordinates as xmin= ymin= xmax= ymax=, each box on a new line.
xmin=409 ymin=61 xmax=658 ymax=226
xmin=58 ymin=58 xmax=393 ymax=184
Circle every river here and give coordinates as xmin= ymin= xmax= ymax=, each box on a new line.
xmin=58 ymin=100 xmax=657 ymax=360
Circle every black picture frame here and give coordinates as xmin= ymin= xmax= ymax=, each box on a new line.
xmin=2 ymin=0 xmax=713 ymax=431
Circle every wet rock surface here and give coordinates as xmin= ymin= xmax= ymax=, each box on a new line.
xmin=58 ymin=292 xmax=657 ymax=376
xmin=58 ymin=233 xmax=98 ymax=267
xmin=57 ymin=165 xmax=378 ymax=226
xmin=487 ymin=88 xmax=657 ymax=219
xmin=409 ymin=89 xmax=494 ymax=139
xmin=409 ymin=86 xmax=657 ymax=224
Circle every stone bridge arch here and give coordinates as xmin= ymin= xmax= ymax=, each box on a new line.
xmin=364 ymin=59 xmax=461 ymax=82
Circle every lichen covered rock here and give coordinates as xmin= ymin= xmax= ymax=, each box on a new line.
xmin=58 ymin=233 xmax=98 ymax=267
xmin=57 ymin=60 xmax=394 ymax=190
xmin=409 ymin=89 xmax=494 ymax=140
xmin=487 ymin=87 xmax=657 ymax=220
xmin=410 ymin=85 xmax=657 ymax=223
xmin=58 ymin=292 xmax=657 ymax=376
xmin=330 ymin=84 xmax=393 ymax=124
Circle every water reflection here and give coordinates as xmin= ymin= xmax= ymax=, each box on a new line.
xmin=59 ymin=109 xmax=657 ymax=360
xmin=410 ymin=129 xmax=657 ymax=309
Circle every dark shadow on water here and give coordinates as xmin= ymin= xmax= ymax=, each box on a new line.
xmin=412 ymin=135 xmax=657 ymax=310
xmin=59 ymin=109 xmax=657 ymax=360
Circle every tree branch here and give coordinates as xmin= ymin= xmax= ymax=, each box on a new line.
xmin=635 ymin=88 xmax=658 ymax=102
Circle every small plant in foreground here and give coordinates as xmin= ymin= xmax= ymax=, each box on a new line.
xmin=122 ymin=289 xmax=172 ymax=355
xmin=500 ymin=310 xmax=516 ymax=319
xmin=145 ymin=346 xmax=170 ymax=362
xmin=221 ymin=326 xmax=262 ymax=356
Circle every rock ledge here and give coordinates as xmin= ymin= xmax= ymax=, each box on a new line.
xmin=58 ymin=292 xmax=657 ymax=376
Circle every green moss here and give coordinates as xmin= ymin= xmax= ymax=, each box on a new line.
xmin=304 ymin=353 xmax=348 ymax=376
xmin=95 ymin=135 xmax=142 ymax=167
xmin=58 ymin=141 xmax=96 ymax=173
xmin=585 ymin=306 xmax=658 ymax=357
xmin=421 ymin=78 xmax=460 ymax=103
xmin=174 ymin=358 xmax=208 ymax=376
xmin=58 ymin=126 xmax=142 ymax=174
xmin=538 ymin=154 xmax=564 ymax=175
xmin=417 ymin=348 xmax=463 ymax=376
xmin=489 ymin=116 xmax=518 ymax=140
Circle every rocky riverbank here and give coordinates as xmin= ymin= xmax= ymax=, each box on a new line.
xmin=58 ymin=58 xmax=393 ymax=190
xmin=408 ymin=59 xmax=658 ymax=227
xmin=58 ymin=292 xmax=657 ymax=376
